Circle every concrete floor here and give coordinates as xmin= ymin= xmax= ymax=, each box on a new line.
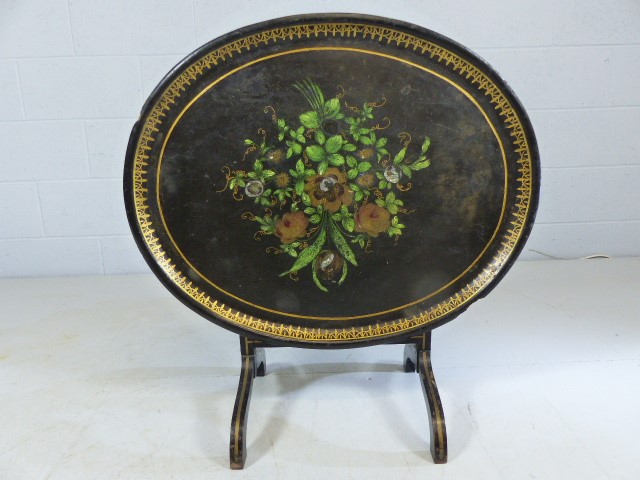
xmin=1 ymin=258 xmax=639 ymax=479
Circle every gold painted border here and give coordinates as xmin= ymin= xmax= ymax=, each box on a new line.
xmin=157 ymin=46 xmax=508 ymax=321
xmin=132 ymin=22 xmax=534 ymax=343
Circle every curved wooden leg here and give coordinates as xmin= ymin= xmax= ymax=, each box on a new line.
xmin=229 ymin=353 xmax=255 ymax=469
xmin=417 ymin=348 xmax=448 ymax=463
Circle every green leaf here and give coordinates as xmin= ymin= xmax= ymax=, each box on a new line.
xmin=346 ymin=155 xmax=358 ymax=168
xmin=412 ymin=159 xmax=431 ymax=170
xmin=375 ymin=198 xmax=386 ymax=207
xmin=300 ymin=111 xmax=320 ymax=129
xmin=342 ymin=143 xmax=357 ymax=152
xmin=244 ymin=139 xmax=255 ymax=146
xmin=301 ymin=193 xmax=312 ymax=205
xmin=309 ymin=214 xmax=321 ymax=224
xmin=318 ymin=160 xmax=329 ymax=175
xmin=393 ymin=147 xmax=407 ymax=165
xmin=306 ymin=145 xmax=326 ymax=162
xmin=325 ymin=135 xmax=343 ymax=154
xmin=328 ymin=153 xmax=345 ymax=166
xmin=323 ymin=98 xmax=341 ymax=118
xmin=354 ymin=191 xmax=364 ymax=202
xmin=280 ymin=228 xmax=326 ymax=276
xmin=312 ymin=265 xmax=329 ymax=292
xmin=292 ymin=143 xmax=303 ymax=155
xmin=330 ymin=221 xmax=358 ymax=266
xmin=386 ymin=191 xmax=396 ymax=203
xmin=376 ymin=137 xmax=388 ymax=148
xmin=388 ymin=204 xmax=398 ymax=214
xmin=338 ymin=260 xmax=348 ymax=285
xmin=304 ymin=207 xmax=316 ymax=215
xmin=347 ymin=168 xmax=358 ymax=180
xmin=286 ymin=148 xmax=293 ymax=159
xmin=263 ymin=170 xmax=276 ymax=179
xmin=277 ymin=118 xmax=286 ymax=129
xmin=357 ymin=161 xmax=372 ymax=172
xmin=401 ymin=166 xmax=412 ymax=178
xmin=379 ymin=180 xmax=388 ymax=189
xmin=296 ymin=159 xmax=305 ymax=174
xmin=295 ymin=181 xmax=305 ymax=196
xmin=421 ymin=137 xmax=431 ymax=153
xmin=360 ymin=136 xmax=373 ymax=145
xmin=254 ymin=159 xmax=263 ymax=172
xmin=343 ymin=217 xmax=355 ymax=232
xmin=315 ymin=130 xmax=326 ymax=145
xmin=392 ymin=216 xmax=399 ymax=226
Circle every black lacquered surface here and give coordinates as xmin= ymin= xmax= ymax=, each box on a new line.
xmin=124 ymin=14 xmax=539 ymax=346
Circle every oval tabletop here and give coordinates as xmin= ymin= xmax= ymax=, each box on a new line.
xmin=124 ymin=14 xmax=539 ymax=347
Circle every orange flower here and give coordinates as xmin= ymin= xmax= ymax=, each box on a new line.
xmin=354 ymin=203 xmax=391 ymax=237
xmin=304 ymin=167 xmax=354 ymax=213
xmin=275 ymin=211 xmax=309 ymax=244
xmin=356 ymin=172 xmax=375 ymax=189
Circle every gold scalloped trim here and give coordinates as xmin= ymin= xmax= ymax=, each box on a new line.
xmin=132 ymin=22 xmax=533 ymax=343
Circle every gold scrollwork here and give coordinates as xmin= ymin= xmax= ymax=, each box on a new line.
xmin=371 ymin=117 xmax=391 ymax=131
xmin=398 ymin=132 xmax=412 ymax=147
xmin=264 ymin=105 xmax=277 ymax=122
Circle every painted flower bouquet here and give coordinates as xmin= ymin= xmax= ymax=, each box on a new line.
xmin=219 ymin=80 xmax=432 ymax=291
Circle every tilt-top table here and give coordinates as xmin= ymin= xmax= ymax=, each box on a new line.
xmin=124 ymin=14 xmax=539 ymax=469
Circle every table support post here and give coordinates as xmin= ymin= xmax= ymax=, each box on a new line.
xmin=403 ymin=331 xmax=448 ymax=463
xmin=229 ymin=337 xmax=266 ymax=469
xmin=230 ymin=332 xmax=447 ymax=468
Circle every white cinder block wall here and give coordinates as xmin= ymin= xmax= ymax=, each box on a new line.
xmin=1 ymin=0 xmax=639 ymax=277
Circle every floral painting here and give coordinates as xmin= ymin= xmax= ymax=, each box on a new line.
xmin=219 ymin=80 xmax=432 ymax=291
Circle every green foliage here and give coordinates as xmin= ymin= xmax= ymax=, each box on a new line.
xmin=280 ymin=228 xmax=327 ymax=276
xmin=220 ymin=79 xmax=434 ymax=291
xmin=329 ymin=221 xmax=357 ymax=266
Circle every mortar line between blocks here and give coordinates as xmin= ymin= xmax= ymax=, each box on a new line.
xmin=64 ymin=0 xmax=76 ymax=55
xmin=97 ymin=238 xmax=106 ymax=274
xmin=608 ymin=46 xmax=616 ymax=105
xmin=81 ymin=121 xmax=93 ymax=177
xmin=34 ymin=183 xmax=47 ymax=236
xmin=191 ymin=0 xmax=198 ymax=47
xmin=14 ymin=62 xmax=27 ymax=119
xmin=137 ymin=57 xmax=145 ymax=104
